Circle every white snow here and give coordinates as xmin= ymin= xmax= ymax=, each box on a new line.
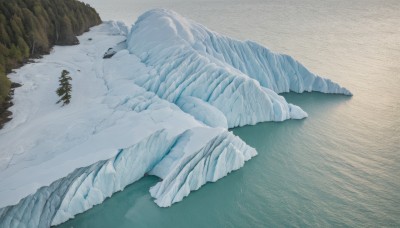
xmin=0 ymin=9 xmax=350 ymax=227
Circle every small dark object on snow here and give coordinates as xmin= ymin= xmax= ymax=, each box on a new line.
xmin=103 ymin=48 xmax=116 ymax=59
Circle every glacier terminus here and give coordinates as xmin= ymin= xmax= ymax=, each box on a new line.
xmin=0 ymin=9 xmax=351 ymax=227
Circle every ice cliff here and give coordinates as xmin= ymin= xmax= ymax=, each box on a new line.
xmin=0 ymin=9 xmax=351 ymax=228
xmin=127 ymin=9 xmax=350 ymax=127
xmin=0 ymin=129 xmax=255 ymax=227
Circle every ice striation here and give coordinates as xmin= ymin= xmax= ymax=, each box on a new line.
xmin=126 ymin=9 xmax=350 ymax=128
xmin=149 ymin=128 xmax=256 ymax=207
xmin=130 ymin=9 xmax=351 ymax=95
xmin=0 ymin=128 xmax=256 ymax=227
xmin=127 ymin=10 xmax=307 ymax=128
xmin=0 ymin=9 xmax=351 ymax=228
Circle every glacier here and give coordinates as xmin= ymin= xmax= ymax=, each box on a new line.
xmin=126 ymin=9 xmax=350 ymax=127
xmin=0 ymin=128 xmax=255 ymax=227
xmin=0 ymin=9 xmax=351 ymax=228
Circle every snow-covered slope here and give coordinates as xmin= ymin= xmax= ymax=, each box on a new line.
xmin=0 ymin=9 xmax=350 ymax=228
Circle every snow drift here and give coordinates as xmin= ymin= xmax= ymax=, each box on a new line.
xmin=0 ymin=9 xmax=351 ymax=227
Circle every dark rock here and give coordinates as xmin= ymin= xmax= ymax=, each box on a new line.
xmin=103 ymin=48 xmax=116 ymax=59
xmin=11 ymin=83 xmax=22 ymax=89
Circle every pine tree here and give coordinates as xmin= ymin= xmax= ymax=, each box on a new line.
xmin=56 ymin=70 xmax=72 ymax=106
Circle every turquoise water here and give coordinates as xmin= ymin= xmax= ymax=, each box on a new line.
xmin=60 ymin=0 xmax=400 ymax=227
xmin=57 ymin=93 xmax=399 ymax=227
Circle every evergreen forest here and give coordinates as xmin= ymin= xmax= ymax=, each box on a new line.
xmin=0 ymin=0 xmax=101 ymax=107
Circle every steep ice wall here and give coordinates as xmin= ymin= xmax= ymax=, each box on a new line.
xmin=149 ymin=128 xmax=256 ymax=207
xmin=51 ymin=130 xmax=174 ymax=225
xmin=129 ymin=9 xmax=351 ymax=95
xmin=0 ymin=128 xmax=255 ymax=227
xmin=127 ymin=10 xmax=309 ymax=128
xmin=0 ymin=130 xmax=172 ymax=228
xmin=126 ymin=9 xmax=350 ymax=127
xmin=198 ymin=38 xmax=351 ymax=95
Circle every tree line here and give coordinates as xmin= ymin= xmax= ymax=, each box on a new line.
xmin=0 ymin=0 xmax=101 ymax=105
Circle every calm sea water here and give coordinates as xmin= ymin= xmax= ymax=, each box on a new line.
xmin=59 ymin=0 xmax=400 ymax=227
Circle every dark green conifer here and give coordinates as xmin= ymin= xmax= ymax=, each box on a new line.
xmin=56 ymin=70 xmax=72 ymax=106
